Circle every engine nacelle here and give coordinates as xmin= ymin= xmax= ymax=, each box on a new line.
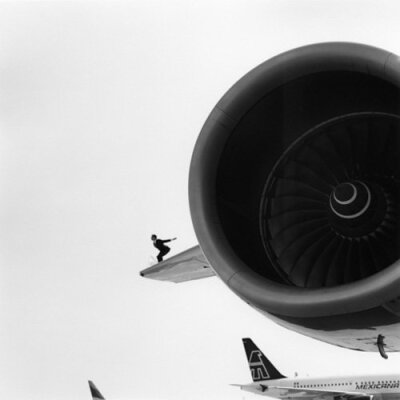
xmin=189 ymin=42 xmax=400 ymax=352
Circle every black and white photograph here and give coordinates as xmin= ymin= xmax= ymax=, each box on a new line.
xmin=1 ymin=1 xmax=400 ymax=399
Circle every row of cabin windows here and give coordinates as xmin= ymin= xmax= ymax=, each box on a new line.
xmin=296 ymin=383 xmax=352 ymax=388
xmin=295 ymin=381 xmax=398 ymax=388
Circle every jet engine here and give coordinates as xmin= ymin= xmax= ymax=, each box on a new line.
xmin=189 ymin=42 xmax=400 ymax=352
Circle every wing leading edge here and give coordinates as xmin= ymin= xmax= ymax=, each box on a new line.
xmin=140 ymin=245 xmax=215 ymax=283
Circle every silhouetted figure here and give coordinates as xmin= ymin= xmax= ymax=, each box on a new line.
xmin=151 ymin=234 xmax=177 ymax=262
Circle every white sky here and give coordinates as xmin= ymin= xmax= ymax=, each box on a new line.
xmin=1 ymin=1 xmax=400 ymax=399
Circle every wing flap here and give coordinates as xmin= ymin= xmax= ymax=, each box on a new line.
xmin=140 ymin=245 xmax=215 ymax=283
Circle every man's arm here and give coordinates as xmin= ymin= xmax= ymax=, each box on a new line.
xmin=162 ymin=237 xmax=177 ymax=243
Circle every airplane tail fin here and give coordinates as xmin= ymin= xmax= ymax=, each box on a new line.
xmin=88 ymin=381 xmax=106 ymax=400
xmin=242 ymin=338 xmax=286 ymax=382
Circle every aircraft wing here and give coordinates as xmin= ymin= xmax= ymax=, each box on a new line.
xmin=140 ymin=245 xmax=215 ymax=283
xmin=261 ymin=385 xmax=370 ymax=400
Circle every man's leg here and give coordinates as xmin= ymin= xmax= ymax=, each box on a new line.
xmin=158 ymin=247 xmax=170 ymax=262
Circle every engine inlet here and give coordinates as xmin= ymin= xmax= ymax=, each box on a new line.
xmin=261 ymin=113 xmax=400 ymax=288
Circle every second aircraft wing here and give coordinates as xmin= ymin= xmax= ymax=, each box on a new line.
xmin=256 ymin=385 xmax=370 ymax=400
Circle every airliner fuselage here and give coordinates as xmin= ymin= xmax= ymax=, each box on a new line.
xmin=241 ymin=375 xmax=400 ymax=399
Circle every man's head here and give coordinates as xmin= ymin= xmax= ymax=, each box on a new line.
xmin=151 ymin=234 xmax=157 ymax=241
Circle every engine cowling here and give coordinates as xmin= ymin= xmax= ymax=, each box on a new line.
xmin=189 ymin=42 xmax=400 ymax=352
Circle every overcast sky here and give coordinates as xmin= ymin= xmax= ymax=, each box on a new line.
xmin=1 ymin=1 xmax=400 ymax=400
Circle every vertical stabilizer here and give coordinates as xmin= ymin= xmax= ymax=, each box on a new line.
xmin=242 ymin=338 xmax=286 ymax=382
xmin=88 ymin=381 xmax=106 ymax=400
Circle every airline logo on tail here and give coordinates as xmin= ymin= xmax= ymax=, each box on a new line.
xmin=242 ymin=338 xmax=286 ymax=382
xmin=249 ymin=350 xmax=270 ymax=381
